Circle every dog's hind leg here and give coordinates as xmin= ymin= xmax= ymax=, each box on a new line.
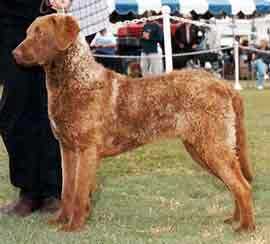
xmin=60 ymin=145 xmax=98 ymax=232
xmin=202 ymin=145 xmax=255 ymax=232
xmin=183 ymin=141 xmax=241 ymax=225
xmin=49 ymin=144 xmax=78 ymax=226
xmin=183 ymin=141 xmax=220 ymax=178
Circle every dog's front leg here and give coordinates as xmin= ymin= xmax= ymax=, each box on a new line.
xmin=49 ymin=144 xmax=78 ymax=226
xmin=60 ymin=145 xmax=98 ymax=232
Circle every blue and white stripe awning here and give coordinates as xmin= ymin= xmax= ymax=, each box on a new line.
xmin=106 ymin=0 xmax=270 ymax=15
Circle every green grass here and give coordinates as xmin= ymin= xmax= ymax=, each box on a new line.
xmin=0 ymin=87 xmax=270 ymax=243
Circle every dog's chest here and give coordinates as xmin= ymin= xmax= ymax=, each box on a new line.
xmin=48 ymin=82 xmax=100 ymax=146
xmin=47 ymin=89 xmax=74 ymax=136
xmin=50 ymin=87 xmax=85 ymax=117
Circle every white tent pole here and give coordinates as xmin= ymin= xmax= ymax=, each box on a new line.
xmin=231 ymin=17 xmax=242 ymax=90
xmin=234 ymin=40 xmax=242 ymax=90
xmin=162 ymin=5 xmax=173 ymax=73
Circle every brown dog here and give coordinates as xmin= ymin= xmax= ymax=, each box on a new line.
xmin=13 ymin=14 xmax=255 ymax=232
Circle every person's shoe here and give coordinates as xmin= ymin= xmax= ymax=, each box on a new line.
xmin=39 ymin=197 xmax=60 ymax=214
xmin=257 ymin=85 xmax=264 ymax=90
xmin=0 ymin=197 xmax=41 ymax=217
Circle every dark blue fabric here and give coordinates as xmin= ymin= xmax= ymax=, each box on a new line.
xmin=115 ymin=0 xmax=138 ymax=14
xmin=255 ymin=0 xmax=270 ymax=14
xmin=0 ymin=0 xmax=43 ymax=24
xmin=113 ymin=0 xmax=270 ymax=15
xmin=208 ymin=0 xmax=231 ymax=15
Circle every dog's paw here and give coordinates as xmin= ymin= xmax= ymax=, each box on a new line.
xmin=58 ymin=221 xmax=85 ymax=232
xmin=48 ymin=209 xmax=68 ymax=225
xmin=234 ymin=222 xmax=256 ymax=233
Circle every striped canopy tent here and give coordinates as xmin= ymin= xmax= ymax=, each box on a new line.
xmin=107 ymin=0 xmax=270 ymax=15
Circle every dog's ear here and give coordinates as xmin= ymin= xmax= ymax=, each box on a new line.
xmin=51 ymin=15 xmax=80 ymax=51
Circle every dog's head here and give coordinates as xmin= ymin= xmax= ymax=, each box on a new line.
xmin=13 ymin=14 xmax=80 ymax=66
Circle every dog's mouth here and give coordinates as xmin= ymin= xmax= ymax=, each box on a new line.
xmin=12 ymin=49 xmax=37 ymax=66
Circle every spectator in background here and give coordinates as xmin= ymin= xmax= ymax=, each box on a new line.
xmin=140 ymin=21 xmax=164 ymax=77
xmin=90 ymin=28 xmax=117 ymax=70
xmin=251 ymin=39 xmax=270 ymax=90
xmin=239 ymin=38 xmax=250 ymax=66
xmin=172 ymin=13 xmax=202 ymax=68
xmin=91 ymin=28 xmax=117 ymax=55
xmin=174 ymin=23 xmax=201 ymax=52
xmin=204 ymin=26 xmax=220 ymax=50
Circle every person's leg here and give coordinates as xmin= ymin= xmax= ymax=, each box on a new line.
xmin=30 ymin=68 xmax=62 ymax=212
xmin=0 ymin=66 xmax=61 ymax=216
xmin=251 ymin=60 xmax=258 ymax=85
xmin=0 ymin=122 xmax=43 ymax=216
xmin=256 ymin=59 xmax=266 ymax=89
xmin=257 ymin=74 xmax=264 ymax=89
xmin=141 ymin=53 xmax=152 ymax=77
xmin=8 ymin=115 xmax=61 ymax=214
xmin=150 ymin=53 xmax=164 ymax=75
xmin=253 ymin=60 xmax=261 ymax=88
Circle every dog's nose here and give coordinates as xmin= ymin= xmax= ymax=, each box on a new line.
xmin=12 ymin=49 xmax=23 ymax=64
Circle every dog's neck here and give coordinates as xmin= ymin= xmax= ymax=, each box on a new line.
xmin=44 ymin=36 xmax=106 ymax=87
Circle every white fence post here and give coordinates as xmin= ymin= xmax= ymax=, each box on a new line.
xmin=234 ymin=41 xmax=242 ymax=90
xmin=162 ymin=6 xmax=173 ymax=73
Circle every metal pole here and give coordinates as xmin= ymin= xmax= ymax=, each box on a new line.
xmin=234 ymin=40 xmax=242 ymax=90
xmin=230 ymin=17 xmax=242 ymax=90
xmin=162 ymin=6 xmax=173 ymax=73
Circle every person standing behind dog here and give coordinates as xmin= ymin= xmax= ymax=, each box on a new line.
xmin=174 ymin=14 xmax=200 ymax=52
xmin=0 ymin=0 xmax=62 ymax=216
xmin=49 ymin=0 xmax=111 ymax=44
xmin=173 ymin=14 xmax=201 ymax=68
xmin=140 ymin=21 xmax=164 ymax=77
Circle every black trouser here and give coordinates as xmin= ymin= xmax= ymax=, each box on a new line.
xmin=1 ymin=117 xmax=62 ymax=200
xmin=85 ymin=34 xmax=96 ymax=44
xmin=0 ymin=21 xmax=62 ymax=200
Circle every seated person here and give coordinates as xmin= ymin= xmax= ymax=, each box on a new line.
xmin=90 ymin=28 xmax=117 ymax=69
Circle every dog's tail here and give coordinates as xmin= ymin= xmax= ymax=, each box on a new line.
xmin=232 ymin=93 xmax=254 ymax=183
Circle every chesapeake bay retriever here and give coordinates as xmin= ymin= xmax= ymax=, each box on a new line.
xmin=12 ymin=14 xmax=255 ymax=232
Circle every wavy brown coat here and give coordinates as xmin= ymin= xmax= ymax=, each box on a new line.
xmin=13 ymin=14 xmax=255 ymax=232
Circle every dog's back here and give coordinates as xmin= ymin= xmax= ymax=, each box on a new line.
xmin=100 ymin=69 xmax=236 ymax=154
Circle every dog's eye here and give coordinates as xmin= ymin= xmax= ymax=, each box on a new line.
xmin=35 ymin=27 xmax=44 ymax=36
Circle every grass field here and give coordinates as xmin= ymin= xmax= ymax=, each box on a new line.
xmin=0 ymin=87 xmax=270 ymax=244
